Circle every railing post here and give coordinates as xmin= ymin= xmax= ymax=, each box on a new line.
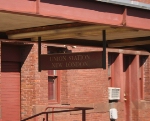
xmin=46 ymin=112 xmax=48 ymax=121
xmin=52 ymin=107 xmax=54 ymax=121
xmin=82 ymin=109 xmax=86 ymax=121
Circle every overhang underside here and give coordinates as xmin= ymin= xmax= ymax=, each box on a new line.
xmin=0 ymin=11 xmax=150 ymax=52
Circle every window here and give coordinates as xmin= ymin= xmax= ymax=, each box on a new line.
xmin=48 ymin=71 xmax=58 ymax=101
xmin=47 ymin=46 xmax=66 ymax=103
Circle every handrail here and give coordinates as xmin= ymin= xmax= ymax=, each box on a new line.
xmin=45 ymin=106 xmax=76 ymax=111
xmin=45 ymin=106 xmax=78 ymax=121
xmin=21 ymin=112 xmax=45 ymax=121
xmin=21 ymin=107 xmax=93 ymax=121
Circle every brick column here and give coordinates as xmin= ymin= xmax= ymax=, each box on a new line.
xmin=21 ymin=43 xmax=48 ymax=120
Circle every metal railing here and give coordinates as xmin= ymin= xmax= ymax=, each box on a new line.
xmin=21 ymin=106 xmax=93 ymax=121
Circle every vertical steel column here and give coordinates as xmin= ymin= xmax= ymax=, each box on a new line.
xmin=38 ymin=37 xmax=41 ymax=72
xmin=102 ymin=30 xmax=106 ymax=69
xmin=82 ymin=109 xmax=86 ymax=121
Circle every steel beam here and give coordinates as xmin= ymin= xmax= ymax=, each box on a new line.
xmin=102 ymin=30 xmax=106 ymax=69
xmin=38 ymin=36 xmax=41 ymax=72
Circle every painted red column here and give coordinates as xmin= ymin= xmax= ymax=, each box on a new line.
xmin=130 ymin=55 xmax=140 ymax=121
xmin=113 ymin=53 xmax=124 ymax=102
xmin=131 ymin=55 xmax=140 ymax=101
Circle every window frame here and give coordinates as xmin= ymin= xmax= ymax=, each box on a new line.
xmin=47 ymin=46 xmax=65 ymax=104
xmin=48 ymin=70 xmax=60 ymax=104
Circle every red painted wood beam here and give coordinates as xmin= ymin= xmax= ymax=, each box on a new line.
xmin=126 ymin=7 xmax=150 ymax=30
xmin=0 ymin=0 xmax=150 ymax=30
xmin=0 ymin=0 xmax=36 ymax=13
xmin=39 ymin=0 xmax=124 ymax=26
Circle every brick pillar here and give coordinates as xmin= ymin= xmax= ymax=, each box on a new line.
xmin=21 ymin=43 xmax=48 ymax=120
xmin=144 ymin=56 xmax=150 ymax=100
xmin=21 ymin=44 xmax=36 ymax=119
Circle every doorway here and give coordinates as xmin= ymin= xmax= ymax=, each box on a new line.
xmin=1 ymin=44 xmax=21 ymax=121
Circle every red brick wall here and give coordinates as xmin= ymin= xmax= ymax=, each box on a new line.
xmin=21 ymin=43 xmax=48 ymax=120
xmin=60 ymin=70 xmax=68 ymax=104
xmin=25 ymin=45 xmax=109 ymax=121
xmin=48 ymin=46 xmax=110 ymax=121
xmin=138 ymin=101 xmax=150 ymax=121
xmin=10 ymin=43 xmax=150 ymax=121
xmin=144 ymin=56 xmax=150 ymax=101
xmin=136 ymin=56 xmax=150 ymax=121
xmin=130 ymin=56 xmax=150 ymax=121
xmin=21 ymin=44 xmax=37 ymax=119
xmin=0 ymin=40 xmax=149 ymax=121
xmin=66 ymin=47 xmax=107 ymax=104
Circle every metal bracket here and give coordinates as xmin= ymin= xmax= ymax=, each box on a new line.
xmin=102 ymin=30 xmax=106 ymax=69
xmin=38 ymin=37 xmax=41 ymax=72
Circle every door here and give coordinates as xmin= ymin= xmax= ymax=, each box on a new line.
xmin=1 ymin=62 xmax=21 ymax=121
xmin=1 ymin=45 xmax=21 ymax=121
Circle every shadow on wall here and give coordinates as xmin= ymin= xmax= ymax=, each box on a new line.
xmin=123 ymin=55 xmax=134 ymax=72
xmin=1 ymin=44 xmax=32 ymax=72
xmin=20 ymin=45 xmax=33 ymax=68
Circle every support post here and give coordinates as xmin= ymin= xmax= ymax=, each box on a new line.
xmin=82 ymin=109 xmax=86 ymax=121
xmin=102 ymin=30 xmax=106 ymax=69
xmin=38 ymin=37 xmax=41 ymax=72
xmin=46 ymin=113 xmax=48 ymax=121
xmin=52 ymin=107 xmax=54 ymax=121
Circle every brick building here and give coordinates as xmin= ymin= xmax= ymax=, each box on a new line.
xmin=0 ymin=0 xmax=150 ymax=121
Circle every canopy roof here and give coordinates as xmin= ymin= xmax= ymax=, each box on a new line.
xmin=0 ymin=0 xmax=150 ymax=51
